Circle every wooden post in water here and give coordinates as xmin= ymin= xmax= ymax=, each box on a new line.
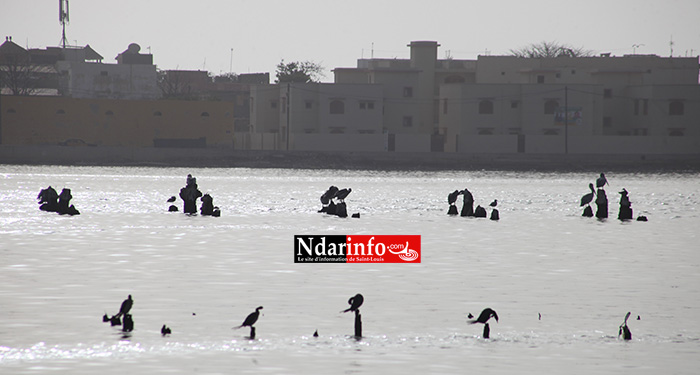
xmin=249 ymin=326 xmax=256 ymax=340
xmin=354 ymin=310 xmax=362 ymax=338
xmin=483 ymin=323 xmax=490 ymax=339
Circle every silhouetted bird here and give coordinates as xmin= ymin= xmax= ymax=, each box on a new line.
xmin=619 ymin=311 xmax=632 ymax=340
xmin=313 ymin=330 xmax=319 ymax=337
xmin=596 ymin=173 xmax=609 ymax=189
xmin=637 ymin=315 xmax=641 ymax=320
xmin=489 ymin=199 xmax=498 ymax=207
xmin=167 ymin=196 xmax=176 ymax=202
xmin=342 ymin=294 xmax=364 ymax=313
xmin=115 ymin=295 xmax=133 ymax=318
xmin=469 ymin=308 xmax=498 ymax=324
xmin=467 ymin=313 xmax=474 ymax=319
xmin=580 ymin=183 xmax=596 ymax=207
xmin=448 ymin=190 xmax=460 ymax=205
xmin=335 ymin=188 xmax=352 ymax=202
xmin=460 ymin=189 xmax=474 ymax=202
xmin=102 ymin=314 xmax=110 ymax=322
xmin=538 ymin=313 xmax=542 ymax=320
xmin=235 ymin=306 xmax=263 ymax=328
xmin=161 ymin=324 xmax=172 ymax=335
xmin=321 ymin=186 xmax=339 ymax=205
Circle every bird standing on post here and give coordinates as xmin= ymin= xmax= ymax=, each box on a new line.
xmin=234 ymin=306 xmax=263 ymax=329
xmin=469 ymin=308 xmax=499 ymax=324
xmin=342 ymin=294 xmax=364 ymax=313
xmin=115 ymin=295 xmax=133 ymax=318
xmin=596 ymin=173 xmax=609 ymax=189
xmin=580 ymin=183 xmax=596 ymax=207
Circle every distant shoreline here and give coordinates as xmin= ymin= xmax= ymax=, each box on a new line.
xmin=1 ymin=145 xmax=699 ymax=173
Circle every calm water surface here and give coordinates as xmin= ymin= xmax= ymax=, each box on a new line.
xmin=1 ymin=165 xmax=699 ymax=374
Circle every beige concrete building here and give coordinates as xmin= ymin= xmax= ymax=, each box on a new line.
xmin=442 ymin=54 xmax=700 ymax=153
xmin=247 ymin=40 xmax=698 ymax=154
xmin=1 ymin=95 xmax=234 ymax=147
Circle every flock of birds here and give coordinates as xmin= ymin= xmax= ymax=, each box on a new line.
xmin=101 ymin=294 xmax=634 ymax=341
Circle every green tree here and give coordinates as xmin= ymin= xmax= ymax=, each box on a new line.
xmin=510 ymin=41 xmax=594 ymax=58
xmin=275 ymin=60 xmax=324 ymax=83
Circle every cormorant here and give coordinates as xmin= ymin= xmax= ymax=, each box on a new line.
xmin=580 ymin=183 xmax=596 ymax=207
xmin=115 ymin=295 xmax=133 ymax=318
xmin=469 ymin=308 xmax=498 ymax=324
xmin=335 ymin=188 xmax=352 ymax=202
xmin=161 ymin=324 xmax=172 ymax=335
xmin=489 ymin=199 xmax=498 ymax=207
xmin=596 ymin=173 xmax=609 ymax=189
xmin=235 ymin=306 xmax=263 ymax=328
xmin=342 ymin=294 xmax=364 ymax=313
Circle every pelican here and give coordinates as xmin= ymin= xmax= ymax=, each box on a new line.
xmin=596 ymin=173 xmax=609 ymax=189
xmin=342 ymin=294 xmax=364 ymax=313
xmin=335 ymin=188 xmax=352 ymax=202
xmin=580 ymin=183 xmax=596 ymax=206
xmin=469 ymin=308 xmax=498 ymax=324
xmin=321 ymin=186 xmax=338 ymax=205
xmin=115 ymin=295 xmax=133 ymax=318
xmin=448 ymin=190 xmax=460 ymax=205
xmin=234 ymin=306 xmax=263 ymax=328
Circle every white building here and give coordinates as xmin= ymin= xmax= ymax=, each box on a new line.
xmin=57 ymin=43 xmax=160 ymax=100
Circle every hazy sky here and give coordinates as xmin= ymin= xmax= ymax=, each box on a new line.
xmin=2 ymin=0 xmax=699 ymax=81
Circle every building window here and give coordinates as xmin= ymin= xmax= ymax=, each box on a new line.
xmin=305 ymin=101 xmax=312 ymax=109
xmin=403 ymin=87 xmax=413 ymax=97
xmin=479 ymin=100 xmax=494 ymax=114
xmin=56 ymin=109 xmax=66 ymax=115
xmin=201 ymin=112 xmax=210 ymax=117
xmin=544 ymin=100 xmax=558 ymax=115
xmin=669 ymin=100 xmax=684 ymax=115
xmin=402 ymin=116 xmax=413 ymax=127
xmin=153 ymin=111 xmax=162 ymax=116
xmin=604 ymin=89 xmax=612 ymax=98
xmin=7 ymin=108 xmax=16 ymax=113
xmin=359 ymin=102 xmax=366 ymax=110
xmin=511 ymin=101 xmax=519 ymax=109
xmin=443 ymin=99 xmax=448 ymax=114
xmin=633 ymin=128 xmax=648 ymax=136
xmin=105 ymin=110 xmax=114 ymax=116
xmin=270 ymin=101 xmax=277 ymax=109
xmin=330 ymin=100 xmax=345 ymax=114
xmin=537 ymin=75 xmax=545 ymax=84
xmin=603 ymin=117 xmax=612 ymax=128
xmin=669 ymin=129 xmax=684 ymax=136
xmin=634 ymin=99 xmax=640 ymax=115
xmin=100 ymin=71 xmax=108 ymax=76
xmin=478 ymin=128 xmax=494 ymax=135
xmin=367 ymin=102 xmax=374 ymax=110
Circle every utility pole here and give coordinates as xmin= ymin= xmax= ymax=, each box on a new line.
xmin=564 ymin=86 xmax=568 ymax=154
xmin=286 ymin=83 xmax=290 ymax=151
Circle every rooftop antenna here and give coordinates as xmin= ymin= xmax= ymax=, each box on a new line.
xmin=371 ymin=42 xmax=374 ymax=59
xmin=632 ymin=44 xmax=644 ymax=54
xmin=59 ymin=0 xmax=69 ymax=48
xmin=669 ymin=35 xmax=674 ymax=57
